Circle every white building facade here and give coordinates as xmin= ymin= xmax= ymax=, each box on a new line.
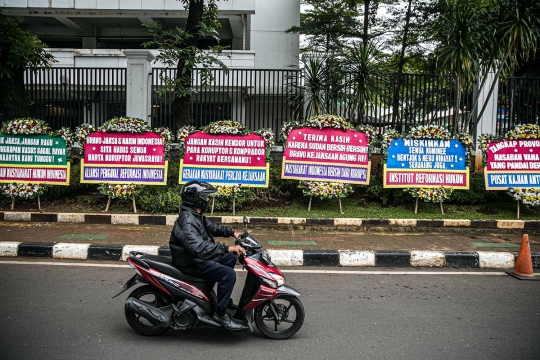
xmin=2 ymin=0 xmax=301 ymax=132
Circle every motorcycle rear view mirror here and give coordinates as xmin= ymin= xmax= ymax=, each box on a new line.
xmin=235 ymin=233 xmax=262 ymax=250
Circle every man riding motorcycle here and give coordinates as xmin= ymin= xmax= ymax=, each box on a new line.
xmin=169 ymin=181 xmax=246 ymax=330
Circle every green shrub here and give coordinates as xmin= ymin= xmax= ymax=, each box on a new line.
xmin=210 ymin=194 xmax=252 ymax=212
xmin=448 ymin=173 xmax=502 ymax=205
xmin=240 ymin=162 xmax=302 ymax=210
xmin=43 ymin=163 xmax=92 ymax=200
xmin=266 ymin=163 xmax=303 ymax=199
xmin=167 ymin=161 xmax=180 ymax=187
xmin=137 ymin=185 xmax=182 ymax=213
xmin=36 ymin=158 xmax=511 ymax=214
xmin=363 ymin=174 xmax=410 ymax=206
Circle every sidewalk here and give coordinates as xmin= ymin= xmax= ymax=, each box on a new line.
xmin=0 ymin=211 xmax=539 ymax=269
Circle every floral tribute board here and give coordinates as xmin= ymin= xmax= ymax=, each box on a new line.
xmin=382 ymin=125 xmax=473 ymax=214
xmin=281 ymin=115 xmax=376 ymax=214
xmin=77 ymin=117 xmax=173 ymax=213
xmin=178 ymin=120 xmax=273 ymax=215
xmin=0 ymin=118 xmax=72 ymax=210
xmin=479 ymin=124 xmax=540 ymax=218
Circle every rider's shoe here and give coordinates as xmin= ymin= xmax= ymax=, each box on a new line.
xmin=212 ymin=312 xmax=243 ymax=330
xmin=227 ymin=298 xmax=238 ymax=310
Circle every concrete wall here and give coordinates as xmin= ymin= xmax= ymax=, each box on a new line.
xmin=2 ymin=0 xmax=299 ymax=70
xmin=46 ymin=49 xmax=255 ymax=68
xmin=250 ymin=0 xmax=300 ymax=69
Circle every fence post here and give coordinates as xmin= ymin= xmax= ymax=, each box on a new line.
xmin=474 ymin=71 xmax=499 ymax=172
xmin=475 ymin=71 xmax=499 ymax=135
xmin=124 ymin=50 xmax=155 ymax=124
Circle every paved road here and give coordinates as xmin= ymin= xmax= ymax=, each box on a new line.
xmin=0 ymin=259 xmax=539 ymax=360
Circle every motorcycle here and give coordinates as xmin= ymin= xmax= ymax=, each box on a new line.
xmin=113 ymin=218 xmax=304 ymax=340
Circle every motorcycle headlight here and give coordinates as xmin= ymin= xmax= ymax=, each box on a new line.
xmin=261 ymin=277 xmax=277 ymax=288
xmin=261 ymin=273 xmax=286 ymax=288
xmin=271 ymin=274 xmax=285 ymax=287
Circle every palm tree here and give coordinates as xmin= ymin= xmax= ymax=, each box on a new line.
xmin=467 ymin=0 xmax=540 ymax=134
xmin=432 ymin=1 xmax=491 ymax=133
xmin=341 ymin=41 xmax=385 ymax=124
xmin=286 ymin=53 xmax=347 ymax=120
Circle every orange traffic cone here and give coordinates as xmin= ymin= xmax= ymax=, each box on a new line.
xmin=506 ymin=234 xmax=539 ymax=280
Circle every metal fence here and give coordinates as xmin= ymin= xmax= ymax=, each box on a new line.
xmin=496 ymin=77 xmax=540 ymax=135
xmin=24 ymin=67 xmax=539 ymax=139
xmin=151 ymin=68 xmax=302 ymax=137
xmin=25 ymin=67 xmax=126 ymax=130
xmin=298 ymin=72 xmax=474 ymax=135
xmin=151 ymin=69 xmax=477 ymax=137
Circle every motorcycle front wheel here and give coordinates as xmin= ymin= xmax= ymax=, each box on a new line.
xmin=124 ymin=285 xmax=172 ymax=336
xmin=254 ymin=295 xmax=305 ymax=340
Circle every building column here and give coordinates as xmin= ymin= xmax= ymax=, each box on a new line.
xmin=474 ymin=71 xmax=499 ymax=171
xmin=475 ymin=71 xmax=499 ymax=136
xmin=124 ymin=50 xmax=155 ymax=125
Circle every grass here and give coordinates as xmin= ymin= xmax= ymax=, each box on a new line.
xmin=0 ymin=185 xmax=538 ymax=221
xmin=3 ymin=162 xmax=533 ymax=220
xmin=209 ymin=196 xmax=540 ymax=220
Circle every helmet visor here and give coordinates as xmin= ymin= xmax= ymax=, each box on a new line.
xmin=200 ymin=188 xmax=217 ymax=199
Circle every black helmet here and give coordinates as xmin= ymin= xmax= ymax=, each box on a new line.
xmin=181 ymin=181 xmax=217 ymax=211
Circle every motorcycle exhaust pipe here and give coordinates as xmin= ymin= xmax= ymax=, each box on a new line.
xmin=125 ymin=297 xmax=171 ymax=328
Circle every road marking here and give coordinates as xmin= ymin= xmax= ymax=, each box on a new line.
xmin=0 ymin=260 xmax=533 ymax=276
xmin=477 ymin=251 xmax=515 ymax=268
xmin=53 ymin=243 xmax=91 ymax=260
xmin=59 ymin=234 xmax=109 ymax=240
xmin=267 ymin=250 xmax=303 ymax=266
xmin=410 ymin=250 xmax=445 ymax=267
xmin=282 ymin=270 xmax=510 ymax=275
xmin=0 ymin=260 xmax=128 ymax=268
xmin=470 ymin=242 xmax=519 ymax=248
xmin=339 ymin=250 xmax=375 ymax=266
xmin=267 ymin=241 xmax=317 ymax=246
xmin=0 ymin=242 xmax=21 ymax=257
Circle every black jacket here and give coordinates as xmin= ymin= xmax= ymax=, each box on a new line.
xmin=169 ymin=205 xmax=234 ymax=269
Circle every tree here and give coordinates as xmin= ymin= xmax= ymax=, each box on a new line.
xmin=467 ymin=0 xmax=540 ymax=134
xmin=350 ymin=0 xmax=392 ymax=45
xmin=0 ymin=15 xmax=55 ymax=120
xmin=287 ymin=0 xmax=362 ymax=54
xmin=142 ymin=0 xmax=228 ymax=129
xmin=383 ymin=0 xmax=438 ymax=126
xmin=514 ymin=51 xmax=540 ymax=77
xmin=288 ymin=0 xmax=391 ymax=124
xmin=432 ymin=0 xmax=492 ymax=133
xmin=285 ymin=53 xmax=346 ymax=120
xmin=341 ymin=41 xmax=386 ymax=123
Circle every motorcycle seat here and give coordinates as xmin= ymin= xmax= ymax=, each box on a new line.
xmin=140 ymin=254 xmax=212 ymax=285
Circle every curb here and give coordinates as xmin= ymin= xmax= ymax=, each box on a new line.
xmin=1 ymin=242 xmax=539 ymax=269
xmin=1 ymin=212 xmax=540 ymax=232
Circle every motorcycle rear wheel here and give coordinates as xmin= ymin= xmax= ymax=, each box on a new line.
xmin=124 ymin=285 xmax=172 ymax=336
xmin=254 ymin=295 xmax=305 ymax=340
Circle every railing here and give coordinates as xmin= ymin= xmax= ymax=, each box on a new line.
xmin=296 ymin=72 xmax=474 ymax=135
xmin=151 ymin=68 xmax=303 ymax=137
xmin=497 ymin=77 xmax=540 ymax=135
xmin=25 ymin=68 xmax=126 ymax=130
xmin=24 ymin=67 xmax=539 ymax=139
xmin=151 ymin=70 xmax=475 ymax=137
